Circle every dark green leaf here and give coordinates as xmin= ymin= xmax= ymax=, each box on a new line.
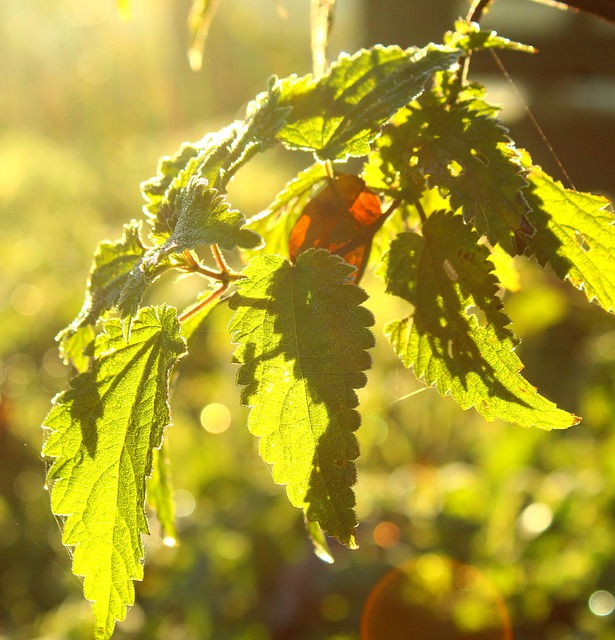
xmin=229 ymin=250 xmax=375 ymax=546
xmin=380 ymin=210 xmax=579 ymax=430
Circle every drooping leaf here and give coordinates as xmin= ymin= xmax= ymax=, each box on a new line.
xmin=378 ymin=71 xmax=533 ymax=253
xmin=289 ymin=174 xmax=385 ymax=283
xmin=380 ymin=210 xmax=579 ymax=430
xmin=522 ymin=158 xmax=615 ymax=313
xmin=148 ymin=443 xmax=178 ymax=545
xmin=306 ymin=520 xmax=334 ymax=564
xmin=187 ymin=0 xmax=222 ymax=71
xmin=42 ymin=306 xmax=187 ymax=640
xmin=276 ymin=22 xmax=533 ymax=162
xmin=228 ymin=250 xmax=375 ymax=546
xmin=57 ymin=221 xmax=148 ymax=352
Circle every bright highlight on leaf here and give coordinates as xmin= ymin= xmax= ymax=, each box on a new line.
xmin=522 ymin=158 xmax=615 ymax=314
xmin=42 ymin=306 xmax=186 ymax=640
xmin=380 ymin=211 xmax=579 ymax=430
xmin=229 ymin=250 xmax=375 ymax=546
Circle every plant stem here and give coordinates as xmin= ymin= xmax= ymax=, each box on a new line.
xmin=178 ymin=284 xmax=226 ymax=324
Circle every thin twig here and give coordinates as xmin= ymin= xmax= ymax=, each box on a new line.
xmin=178 ymin=284 xmax=227 ymax=323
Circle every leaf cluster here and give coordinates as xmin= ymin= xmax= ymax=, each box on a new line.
xmin=42 ymin=20 xmax=614 ymax=639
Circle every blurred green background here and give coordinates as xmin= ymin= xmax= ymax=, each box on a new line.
xmin=1 ymin=0 xmax=614 ymax=638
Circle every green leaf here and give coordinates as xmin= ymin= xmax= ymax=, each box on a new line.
xmin=58 ymin=220 xmax=147 ymax=340
xmin=119 ymin=178 xmax=260 ymax=317
xmin=379 ymin=72 xmax=532 ymax=253
xmin=275 ymin=22 xmax=532 ymax=162
xmin=523 ymin=160 xmax=615 ymax=314
xmin=228 ymin=250 xmax=375 ymax=546
xmin=148 ymin=443 xmax=178 ymax=545
xmin=58 ymin=324 xmax=96 ymax=373
xmin=42 ymin=306 xmax=187 ymax=640
xmin=143 ymin=84 xmax=288 ymax=245
xmin=380 ymin=210 xmax=579 ymax=430
xmin=276 ymin=44 xmax=462 ymax=161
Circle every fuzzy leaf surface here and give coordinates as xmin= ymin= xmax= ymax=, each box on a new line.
xmin=42 ymin=306 xmax=186 ymax=640
xmin=228 ymin=250 xmax=375 ymax=546
xmin=143 ymin=84 xmax=288 ymax=245
xmin=523 ymin=161 xmax=615 ymax=313
xmin=381 ymin=211 xmax=578 ymax=430
xmin=58 ymin=221 xmax=147 ymax=342
xmin=276 ymin=44 xmax=461 ymax=161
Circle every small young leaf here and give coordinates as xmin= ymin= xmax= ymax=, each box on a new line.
xmin=119 ymin=179 xmax=260 ymax=317
xmin=143 ymin=83 xmax=288 ymax=245
xmin=229 ymin=250 xmax=375 ymax=547
xmin=523 ymin=160 xmax=615 ymax=314
xmin=42 ymin=306 xmax=187 ymax=640
xmin=380 ymin=210 xmax=579 ymax=430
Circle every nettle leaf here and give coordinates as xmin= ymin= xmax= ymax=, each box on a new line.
xmin=380 ymin=210 xmax=579 ymax=430
xmin=276 ymin=44 xmax=461 ymax=161
xmin=523 ymin=160 xmax=615 ymax=314
xmin=275 ymin=22 xmax=532 ymax=162
xmin=59 ymin=220 xmax=147 ymax=334
xmin=144 ymin=83 xmax=288 ymax=245
xmin=119 ymin=178 xmax=260 ymax=316
xmin=228 ymin=250 xmax=375 ymax=546
xmin=246 ymin=162 xmax=329 ymax=256
xmin=42 ymin=306 xmax=186 ymax=640
xmin=382 ymin=72 xmax=533 ymax=253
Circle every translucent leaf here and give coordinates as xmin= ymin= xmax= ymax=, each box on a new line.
xmin=119 ymin=179 xmax=260 ymax=316
xmin=276 ymin=22 xmax=532 ymax=162
xmin=523 ymin=160 xmax=615 ymax=314
xmin=378 ymin=72 xmax=533 ymax=253
xmin=179 ymin=288 xmax=222 ymax=343
xmin=42 ymin=306 xmax=187 ymax=640
xmin=148 ymin=443 xmax=177 ymax=545
xmin=276 ymin=44 xmax=462 ymax=161
xmin=57 ymin=221 xmax=149 ymax=360
xmin=380 ymin=210 xmax=579 ymax=430
xmin=228 ymin=250 xmax=375 ymax=546
xmin=143 ymin=83 xmax=288 ymax=245
xmin=306 ymin=520 xmax=334 ymax=564
xmin=246 ymin=162 xmax=328 ymax=257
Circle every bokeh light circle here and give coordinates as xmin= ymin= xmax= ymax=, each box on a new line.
xmin=361 ymin=555 xmax=512 ymax=640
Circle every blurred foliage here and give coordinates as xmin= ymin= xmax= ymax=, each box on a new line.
xmin=0 ymin=0 xmax=614 ymax=639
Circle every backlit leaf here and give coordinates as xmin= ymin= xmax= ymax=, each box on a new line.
xmin=148 ymin=443 xmax=178 ymax=545
xmin=42 ymin=306 xmax=187 ymax=640
xmin=289 ymin=174 xmax=384 ymax=283
xmin=228 ymin=250 xmax=375 ymax=546
xmin=523 ymin=159 xmax=615 ymax=313
xmin=380 ymin=72 xmax=533 ymax=253
xmin=277 ymin=44 xmax=461 ymax=161
xmin=380 ymin=210 xmax=579 ymax=430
